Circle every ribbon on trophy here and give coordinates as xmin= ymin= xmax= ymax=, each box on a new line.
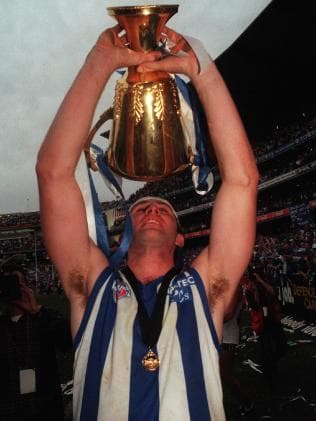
xmin=76 ymin=146 xmax=133 ymax=269
xmin=171 ymin=33 xmax=216 ymax=194
xmin=175 ymin=74 xmax=214 ymax=195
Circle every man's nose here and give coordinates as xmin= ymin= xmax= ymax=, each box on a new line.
xmin=145 ymin=204 xmax=159 ymax=214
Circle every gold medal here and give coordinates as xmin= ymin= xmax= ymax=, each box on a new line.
xmin=142 ymin=348 xmax=160 ymax=371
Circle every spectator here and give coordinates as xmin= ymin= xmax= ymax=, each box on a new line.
xmin=0 ymin=265 xmax=72 ymax=421
xmin=243 ymin=269 xmax=287 ymax=415
xmin=220 ymin=285 xmax=254 ymax=416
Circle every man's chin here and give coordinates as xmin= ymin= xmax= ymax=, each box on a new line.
xmin=141 ymin=228 xmax=164 ymax=238
xmin=136 ymin=228 xmax=170 ymax=243
xmin=138 ymin=223 xmax=162 ymax=232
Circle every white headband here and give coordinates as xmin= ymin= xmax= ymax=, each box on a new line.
xmin=129 ymin=196 xmax=179 ymax=224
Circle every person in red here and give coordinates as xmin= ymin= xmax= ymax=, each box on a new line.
xmin=220 ymin=286 xmax=254 ymax=416
xmin=243 ymin=269 xmax=287 ymax=412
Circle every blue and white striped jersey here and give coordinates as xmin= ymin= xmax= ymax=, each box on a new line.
xmin=73 ymin=266 xmax=225 ymax=421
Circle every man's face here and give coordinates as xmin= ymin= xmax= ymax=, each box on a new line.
xmin=131 ymin=200 xmax=177 ymax=233
xmin=129 ymin=198 xmax=186 ymax=254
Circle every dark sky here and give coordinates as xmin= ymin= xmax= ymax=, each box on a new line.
xmin=216 ymin=0 xmax=316 ymax=141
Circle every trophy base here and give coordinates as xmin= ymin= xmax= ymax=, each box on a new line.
xmin=105 ymin=159 xmax=190 ymax=182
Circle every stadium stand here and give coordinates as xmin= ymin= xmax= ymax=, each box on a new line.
xmin=1 ymin=116 xmax=315 ymax=319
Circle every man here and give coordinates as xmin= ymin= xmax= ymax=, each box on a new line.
xmin=0 ymin=266 xmax=72 ymax=421
xmin=219 ymin=286 xmax=254 ymax=416
xmin=36 ymin=25 xmax=258 ymax=420
xmin=243 ymin=270 xmax=287 ymax=412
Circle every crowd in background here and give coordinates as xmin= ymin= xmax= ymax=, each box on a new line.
xmin=0 ymin=117 xmax=315 ymax=300
xmin=253 ymin=224 xmax=316 ymax=287
xmin=181 ymin=222 xmax=316 ymax=286
xmin=0 ymin=212 xmax=40 ymax=228
xmin=253 ymin=118 xmax=315 ymax=156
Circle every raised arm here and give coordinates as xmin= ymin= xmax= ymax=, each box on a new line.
xmin=190 ymin=56 xmax=259 ymax=327
xmin=138 ymin=28 xmax=259 ymax=332
xmin=36 ymin=27 xmax=160 ymax=331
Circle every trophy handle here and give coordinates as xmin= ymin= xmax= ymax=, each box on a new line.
xmin=84 ymin=107 xmax=114 ymax=171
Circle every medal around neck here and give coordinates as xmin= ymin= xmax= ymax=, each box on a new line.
xmin=142 ymin=348 xmax=160 ymax=371
xmin=121 ymin=265 xmax=177 ymax=372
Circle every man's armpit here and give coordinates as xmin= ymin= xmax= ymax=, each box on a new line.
xmin=67 ymin=268 xmax=89 ymax=300
xmin=208 ymin=277 xmax=229 ymax=308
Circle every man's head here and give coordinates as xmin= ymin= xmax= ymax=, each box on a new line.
xmin=129 ymin=196 xmax=184 ymax=249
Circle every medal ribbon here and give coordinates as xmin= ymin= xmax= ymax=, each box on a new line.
xmin=122 ymin=266 xmax=177 ymax=349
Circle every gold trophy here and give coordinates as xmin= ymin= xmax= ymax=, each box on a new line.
xmin=86 ymin=4 xmax=192 ymax=181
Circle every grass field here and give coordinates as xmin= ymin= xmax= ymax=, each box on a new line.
xmin=39 ymin=294 xmax=316 ymax=421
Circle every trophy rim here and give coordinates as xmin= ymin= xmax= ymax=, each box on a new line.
xmin=107 ymin=4 xmax=179 ymax=16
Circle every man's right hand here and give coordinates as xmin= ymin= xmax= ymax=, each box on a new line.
xmin=90 ymin=25 xmax=162 ymax=73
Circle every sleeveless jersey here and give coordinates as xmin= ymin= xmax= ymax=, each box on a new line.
xmin=73 ymin=266 xmax=225 ymax=421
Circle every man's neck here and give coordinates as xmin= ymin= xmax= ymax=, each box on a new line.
xmin=127 ymin=248 xmax=174 ymax=284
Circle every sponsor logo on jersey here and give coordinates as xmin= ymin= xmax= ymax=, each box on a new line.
xmin=112 ymin=278 xmax=131 ymax=302
xmin=168 ymin=272 xmax=195 ymax=303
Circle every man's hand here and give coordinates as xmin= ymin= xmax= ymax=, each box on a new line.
xmin=91 ymin=25 xmax=162 ymax=73
xmin=136 ymin=27 xmax=202 ymax=79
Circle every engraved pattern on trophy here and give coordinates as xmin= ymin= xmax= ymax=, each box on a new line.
xmin=131 ymin=84 xmax=145 ymax=125
xmin=113 ymin=78 xmax=127 ymax=121
xmin=153 ymin=82 xmax=164 ymax=122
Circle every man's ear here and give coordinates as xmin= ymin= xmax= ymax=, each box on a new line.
xmin=175 ymin=233 xmax=185 ymax=248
